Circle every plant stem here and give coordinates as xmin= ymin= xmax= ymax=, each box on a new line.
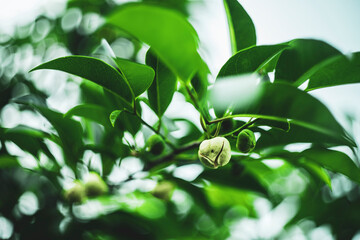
xmin=222 ymin=118 xmax=259 ymax=137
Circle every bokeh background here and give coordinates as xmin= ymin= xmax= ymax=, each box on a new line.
xmin=1 ymin=0 xmax=360 ymax=239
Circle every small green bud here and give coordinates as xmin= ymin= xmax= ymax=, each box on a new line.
xmin=84 ymin=172 xmax=108 ymax=198
xmin=64 ymin=181 xmax=86 ymax=204
xmin=236 ymin=129 xmax=256 ymax=153
xmin=198 ymin=137 xmax=231 ymax=169
xmin=147 ymin=134 xmax=165 ymax=155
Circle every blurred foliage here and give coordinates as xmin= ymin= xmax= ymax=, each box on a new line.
xmin=1 ymin=0 xmax=360 ymax=239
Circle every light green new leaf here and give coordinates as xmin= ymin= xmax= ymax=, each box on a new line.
xmin=30 ymin=56 xmax=133 ymax=108
xmin=113 ymin=58 xmax=155 ymax=97
xmin=110 ymin=110 xmax=123 ymax=127
xmin=275 ymin=39 xmax=341 ymax=84
xmin=217 ymin=44 xmax=289 ymax=78
xmin=145 ymin=50 xmax=177 ymax=117
xmin=65 ymin=104 xmax=111 ymax=128
xmin=108 ymin=3 xmax=202 ymax=81
xmin=223 ymin=0 xmax=256 ymax=53
xmin=211 ymin=80 xmax=355 ymax=147
xmin=304 ymin=52 xmax=360 ymax=91
xmin=302 ymin=148 xmax=360 ymax=184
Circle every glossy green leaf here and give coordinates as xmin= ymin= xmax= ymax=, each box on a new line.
xmin=109 ymin=109 xmax=141 ymax=135
xmin=65 ymin=104 xmax=111 ymax=128
xmin=223 ymin=0 xmax=256 ymax=53
xmin=275 ymin=39 xmax=341 ymax=84
xmin=30 ymin=56 xmax=133 ymax=108
xmin=113 ymin=58 xmax=155 ymax=97
xmin=304 ymin=52 xmax=360 ymax=91
xmin=217 ymin=44 xmax=289 ymax=78
xmin=108 ymin=3 xmax=203 ymax=81
xmin=211 ymin=80 xmax=355 ymax=147
xmin=301 ymin=148 xmax=360 ymax=183
xmin=145 ymin=50 xmax=177 ymax=117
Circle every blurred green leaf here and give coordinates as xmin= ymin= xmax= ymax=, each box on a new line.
xmin=197 ymin=166 xmax=268 ymax=195
xmin=145 ymin=50 xmax=177 ymax=117
xmin=0 ymin=125 xmax=56 ymax=161
xmin=113 ymin=58 xmax=155 ymax=97
xmin=301 ymin=148 xmax=360 ymax=183
xmin=275 ymin=39 xmax=341 ymax=84
xmin=217 ymin=44 xmax=289 ymax=78
xmin=0 ymin=155 xmax=19 ymax=168
xmin=298 ymin=160 xmax=332 ymax=188
xmin=223 ymin=0 xmax=256 ymax=53
xmin=303 ymin=52 xmax=360 ymax=91
xmin=108 ymin=3 xmax=203 ymax=81
xmin=30 ymin=56 xmax=133 ymax=108
xmin=65 ymin=104 xmax=111 ymax=128
xmin=211 ymin=81 xmax=355 ymax=147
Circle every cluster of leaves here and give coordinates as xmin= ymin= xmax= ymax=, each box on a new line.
xmin=1 ymin=0 xmax=360 ymax=239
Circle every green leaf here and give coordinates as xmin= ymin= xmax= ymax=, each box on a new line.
xmin=304 ymin=52 xmax=360 ymax=91
xmin=113 ymin=58 xmax=155 ymax=97
xmin=0 ymin=155 xmax=19 ymax=168
xmin=256 ymin=124 xmax=351 ymax=149
xmin=217 ymin=44 xmax=289 ymax=78
xmin=30 ymin=56 xmax=133 ymax=108
xmin=108 ymin=3 xmax=203 ymax=81
xmin=19 ymin=104 xmax=84 ymax=170
xmin=110 ymin=110 xmax=123 ymax=127
xmin=275 ymin=39 xmax=341 ymax=84
xmin=145 ymin=50 xmax=177 ymax=117
xmin=223 ymin=0 xmax=256 ymax=53
xmin=211 ymin=80 xmax=355 ymax=147
xmin=301 ymin=148 xmax=360 ymax=183
xmin=298 ymin=159 xmax=332 ymax=189
xmin=197 ymin=166 xmax=267 ymax=195
xmin=0 ymin=126 xmax=55 ymax=160
xmin=65 ymin=104 xmax=111 ymax=128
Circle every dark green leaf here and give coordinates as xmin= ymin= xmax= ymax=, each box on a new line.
xmin=108 ymin=3 xmax=203 ymax=81
xmin=65 ymin=104 xmax=111 ymax=128
xmin=217 ymin=44 xmax=289 ymax=78
xmin=145 ymin=50 xmax=177 ymax=117
xmin=256 ymin=124 xmax=351 ymax=149
xmin=275 ymin=39 xmax=341 ymax=84
xmin=113 ymin=58 xmax=155 ymax=97
xmin=30 ymin=56 xmax=133 ymax=108
xmin=211 ymin=80 xmax=355 ymax=147
xmin=305 ymin=52 xmax=360 ymax=91
xmin=301 ymin=148 xmax=360 ymax=183
xmin=223 ymin=0 xmax=256 ymax=52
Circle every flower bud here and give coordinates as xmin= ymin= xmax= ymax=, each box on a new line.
xmin=236 ymin=129 xmax=256 ymax=153
xmin=147 ymin=134 xmax=165 ymax=155
xmin=198 ymin=137 xmax=231 ymax=169
xmin=64 ymin=181 xmax=86 ymax=204
xmin=84 ymin=172 xmax=108 ymax=197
